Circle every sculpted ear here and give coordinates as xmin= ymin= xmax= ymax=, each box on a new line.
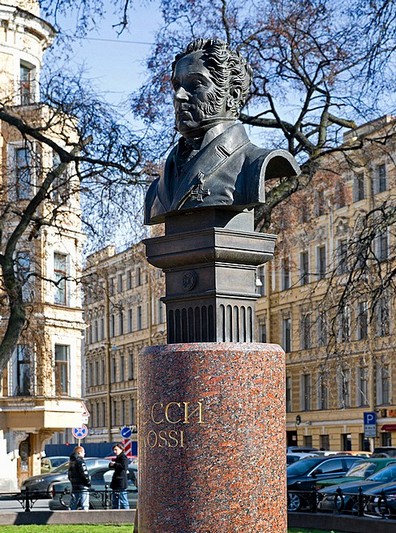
xmin=226 ymin=87 xmax=242 ymax=111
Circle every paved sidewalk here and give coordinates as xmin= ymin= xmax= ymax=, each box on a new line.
xmin=0 ymin=509 xmax=135 ymax=526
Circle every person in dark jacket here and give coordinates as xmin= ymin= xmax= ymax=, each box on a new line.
xmin=67 ymin=445 xmax=91 ymax=510
xmin=109 ymin=442 xmax=130 ymax=509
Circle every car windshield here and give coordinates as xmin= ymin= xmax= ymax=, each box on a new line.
xmin=51 ymin=462 xmax=70 ymax=473
xmin=345 ymin=462 xmax=376 ymax=478
xmin=368 ymin=464 xmax=396 ymax=482
xmin=287 ymin=458 xmax=322 ymax=476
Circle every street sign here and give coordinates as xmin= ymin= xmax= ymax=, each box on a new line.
xmin=72 ymin=425 xmax=89 ymax=440
xmin=364 ymin=411 xmax=377 ymax=438
xmin=120 ymin=426 xmax=132 ymax=439
xmin=81 ymin=402 xmax=90 ymax=425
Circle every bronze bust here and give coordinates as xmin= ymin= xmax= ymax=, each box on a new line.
xmin=145 ymin=38 xmax=300 ymax=225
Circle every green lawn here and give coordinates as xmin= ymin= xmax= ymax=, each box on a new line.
xmin=0 ymin=527 xmax=133 ymax=533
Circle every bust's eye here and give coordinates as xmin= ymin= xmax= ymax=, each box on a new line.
xmin=192 ymin=79 xmax=204 ymax=88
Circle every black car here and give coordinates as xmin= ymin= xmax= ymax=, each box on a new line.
xmin=287 ymin=455 xmax=363 ymax=512
xmin=365 ymin=481 xmax=396 ymax=518
xmin=21 ymin=458 xmax=110 ymax=498
xmin=318 ymin=462 xmax=396 ymax=514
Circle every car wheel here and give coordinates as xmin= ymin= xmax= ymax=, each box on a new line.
xmin=288 ymin=492 xmax=301 ymax=512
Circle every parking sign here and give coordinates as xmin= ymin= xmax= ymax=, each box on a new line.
xmin=363 ymin=412 xmax=376 ymax=438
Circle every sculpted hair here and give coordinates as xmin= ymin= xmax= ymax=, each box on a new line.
xmin=172 ymin=38 xmax=253 ymax=117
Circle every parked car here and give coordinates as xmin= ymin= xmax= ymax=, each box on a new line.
xmin=49 ymin=464 xmax=138 ymax=510
xmin=21 ymin=458 xmax=110 ymax=498
xmin=372 ymin=447 xmax=396 ymax=458
xmin=316 ymin=458 xmax=396 ymax=489
xmin=287 ymin=455 xmax=363 ymax=512
xmin=365 ymin=481 xmax=396 ymax=518
xmin=318 ymin=462 xmax=396 ymax=513
xmin=40 ymin=456 xmax=69 ymax=473
xmin=287 ymin=446 xmax=319 ymax=453
xmin=287 ymin=452 xmax=319 ymax=466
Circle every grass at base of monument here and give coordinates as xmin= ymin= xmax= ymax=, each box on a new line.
xmin=0 ymin=526 xmax=133 ymax=532
xmin=289 ymin=529 xmax=345 ymax=533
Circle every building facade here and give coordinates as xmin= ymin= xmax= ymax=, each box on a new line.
xmin=83 ymin=243 xmax=166 ymax=447
xmin=257 ymin=115 xmax=396 ymax=452
xmin=0 ymin=0 xmax=85 ymax=489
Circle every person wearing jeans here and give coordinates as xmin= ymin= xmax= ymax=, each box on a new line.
xmin=67 ymin=446 xmax=91 ymax=510
xmin=109 ymin=442 xmax=130 ymax=509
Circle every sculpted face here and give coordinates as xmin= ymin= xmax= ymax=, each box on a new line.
xmin=172 ymin=51 xmax=232 ymax=139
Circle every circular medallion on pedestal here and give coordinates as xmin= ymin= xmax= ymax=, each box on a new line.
xmin=182 ymin=270 xmax=198 ymax=291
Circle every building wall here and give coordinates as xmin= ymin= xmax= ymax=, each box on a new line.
xmin=257 ymin=115 xmax=396 ymax=452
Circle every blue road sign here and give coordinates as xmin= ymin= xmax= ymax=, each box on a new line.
xmin=72 ymin=425 xmax=88 ymax=439
xmin=120 ymin=426 xmax=132 ymax=439
xmin=364 ymin=412 xmax=377 ymax=438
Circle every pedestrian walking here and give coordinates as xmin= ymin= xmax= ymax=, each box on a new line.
xmin=109 ymin=442 xmax=130 ymax=509
xmin=67 ymin=445 xmax=91 ymax=510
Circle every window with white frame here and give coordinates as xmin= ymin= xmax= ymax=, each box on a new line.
xmin=377 ymin=363 xmax=391 ymax=405
xmin=282 ymin=316 xmax=292 ymax=352
xmin=301 ymin=373 xmax=311 ymax=411
xmin=357 ymin=301 xmax=368 ymax=340
xmin=357 ymin=366 xmax=369 ymax=406
xmin=281 ymin=257 xmax=291 ymax=290
xmin=338 ymin=367 xmax=351 ymax=408
xmin=20 ymin=62 xmax=35 ymax=105
xmin=15 ymin=344 xmax=32 ymax=396
xmin=15 ymin=146 xmax=32 ymax=200
xmin=300 ymin=251 xmax=309 ymax=285
xmin=317 ymin=245 xmax=326 ymax=279
xmin=300 ymin=313 xmax=311 ymax=350
xmin=353 ymin=172 xmax=365 ymax=201
xmin=54 ymin=253 xmax=67 ymax=305
xmin=55 ymin=344 xmax=69 ymax=396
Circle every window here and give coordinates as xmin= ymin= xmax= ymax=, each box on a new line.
xmin=15 ymin=147 xmax=32 ymax=200
xmin=136 ymin=266 xmax=142 ymax=286
xmin=100 ymin=317 xmax=105 ymax=340
xmin=357 ymin=366 xmax=368 ymax=407
xmin=317 ymin=246 xmax=326 ymax=279
xmin=258 ymin=320 xmax=266 ymax=343
xmin=121 ymin=399 xmax=126 ymax=425
xmin=315 ymin=190 xmax=326 ymax=216
xmin=375 ymin=230 xmax=388 ymax=261
xmin=117 ymin=273 xmax=123 ymax=292
xmin=320 ymin=435 xmax=330 ymax=450
xmin=93 ymin=320 xmax=98 ymax=343
xmin=126 ymin=270 xmax=132 ymax=290
xmin=15 ymin=345 xmax=32 ymax=396
xmin=109 ymin=278 xmax=115 ymax=296
xmin=281 ymin=257 xmax=291 ymax=290
xmin=300 ymin=313 xmax=311 ymax=350
xmin=337 ymin=239 xmax=348 ymax=274
xmin=50 ymin=151 xmax=69 ymax=204
xmin=376 ymin=297 xmax=390 ymax=336
xmin=120 ymin=355 xmax=125 ymax=382
xmin=338 ymin=367 xmax=351 ymax=408
xmin=334 ymin=180 xmax=346 ymax=209
xmin=20 ymin=63 xmax=34 ymax=105
xmin=256 ymin=266 xmax=265 ymax=296
xmin=112 ymin=400 xmax=117 ymax=425
xmin=15 ymin=251 xmax=33 ymax=301
xmin=110 ymin=314 xmax=115 ymax=337
xmin=374 ymin=164 xmax=387 ymax=194
xmin=286 ymin=376 xmax=292 ymax=413
xmin=130 ymin=399 xmax=136 ymax=425
xmin=338 ymin=306 xmax=351 ymax=341
xmin=137 ymin=305 xmax=142 ymax=330
xmin=301 ymin=373 xmax=311 ymax=411
xmin=353 ymin=172 xmax=365 ymax=201
xmin=377 ymin=363 xmax=390 ymax=404
xmin=55 ymin=344 xmax=69 ymax=396
xmin=282 ymin=317 xmax=291 ymax=352
xmin=94 ymin=361 xmax=99 ymax=386
xmin=300 ymin=251 xmax=309 ymax=285
xmin=128 ymin=353 xmax=135 ymax=380
xmin=357 ymin=302 xmax=368 ymax=340
xmin=128 ymin=309 xmax=133 ymax=332
xmin=318 ymin=371 xmax=328 ymax=410
xmin=119 ymin=311 xmax=124 ymax=335
xmin=111 ymin=357 xmax=116 ymax=382
xmin=317 ymin=312 xmax=327 ymax=347
xmin=54 ymin=253 xmax=67 ymax=305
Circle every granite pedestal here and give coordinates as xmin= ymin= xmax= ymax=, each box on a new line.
xmin=138 ymin=342 xmax=286 ymax=533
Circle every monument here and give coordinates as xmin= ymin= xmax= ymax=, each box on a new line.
xmin=139 ymin=38 xmax=300 ymax=532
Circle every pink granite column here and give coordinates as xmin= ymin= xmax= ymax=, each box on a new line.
xmin=138 ymin=342 xmax=286 ymax=533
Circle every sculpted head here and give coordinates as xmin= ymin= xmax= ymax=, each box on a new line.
xmin=171 ymin=38 xmax=253 ymax=139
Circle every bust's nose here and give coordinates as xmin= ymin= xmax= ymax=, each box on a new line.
xmin=174 ymin=86 xmax=189 ymax=101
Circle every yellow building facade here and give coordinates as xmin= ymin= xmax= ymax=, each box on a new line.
xmin=257 ymin=115 xmax=396 ymax=452
xmin=83 ymin=243 xmax=166 ymax=447
xmin=0 ymin=0 xmax=85 ymax=489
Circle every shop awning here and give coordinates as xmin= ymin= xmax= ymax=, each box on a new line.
xmin=381 ymin=424 xmax=396 ymax=431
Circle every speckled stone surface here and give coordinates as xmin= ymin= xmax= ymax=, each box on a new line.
xmin=138 ymin=342 xmax=286 ymax=533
